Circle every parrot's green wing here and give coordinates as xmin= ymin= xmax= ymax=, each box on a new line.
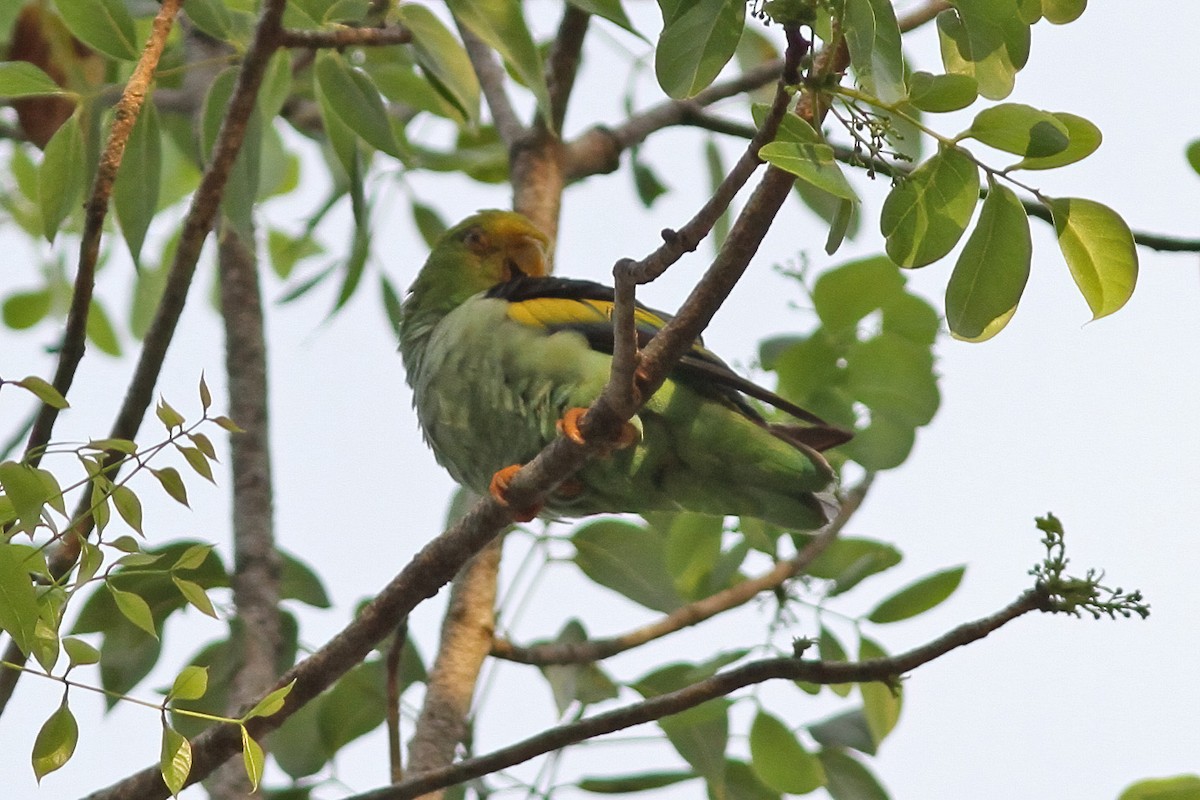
xmin=485 ymin=276 xmax=851 ymax=451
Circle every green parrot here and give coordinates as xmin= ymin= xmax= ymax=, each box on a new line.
xmin=399 ymin=210 xmax=850 ymax=530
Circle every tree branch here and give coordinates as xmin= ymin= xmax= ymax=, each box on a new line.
xmin=22 ymin=0 xmax=183 ymax=469
xmin=348 ymin=588 xmax=1049 ymax=800
xmin=545 ymin=5 xmax=590 ymax=134
xmin=208 ymin=226 xmax=284 ymax=798
xmin=456 ymin=21 xmax=524 ymax=147
xmin=492 ymin=476 xmax=873 ymax=665
xmin=278 ymin=24 xmax=411 ymax=49
xmin=405 ymin=539 xmax=503 ymax=795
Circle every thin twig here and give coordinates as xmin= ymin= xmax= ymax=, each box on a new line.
xmin=278 ymin=24 xmax=411 ymax=49
xmin=897 ymin=0 xmax=952 ymax=31
xmin=23 ymin=0 xmax=183 ymax=469
xmin=348 ymin=588 xmax=1049 ymax=800
xmin=492 ymin=476 xmax=873 ymax=665
xmin=387 ymin=618 xmax=410 ymax=784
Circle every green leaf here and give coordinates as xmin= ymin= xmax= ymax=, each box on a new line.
xmin=172 ymin=576 xmax=218 ymax=618
xmin=0 ymin=460 xmax=48 ymax=534
xmin=664 ymin=513 xmax=724 ymax=600
xmin=812 ymin=256 xmax=906 ymax=331
xmin=176 ymin=445 xmax=215 ymax=484
xmin=799 ymin=535 xmax=903 ymax=594
xmin=314 ymin=51 xmax=405 ymax=161
xmin=57 ymin=0 xmax=138 ymax=60
xmin=32 ymin=702 xmax=78 ymax=781
xmin=169 ymin=665 xmax=209 ymax=701
xmin=539 ymin=620 xmax=619 ymax=714
xmin=0 ymin=62 xmax=73 ymax=98
xmin=1118 ymin=775 xmax=1200 ymax=800
xmin=572 ymin=519 xmax=684 ymax=612
xmin=244 ymin=679 xmax=296 ymax=721
xmin=110 ymin=484 xmax=143 ymax=534
xmin=906 ymin=71 xmax=977 ymax=112
xmin=843 ymin=0 xmax=906 ymax=104
xmin=63 ymin=637 xmax=100 ymax=668
xmin=964 ymin=102 xmax=1068 ymax=157
xmin=39 ymin=113 xmax=85 ymax=243
xmin=868 ymin=566 xmax=966 ymax=623
xmin=411 ymin=202 xmax=447 ymax=248
xmin=818 ymin=749 xmax=890 ymax=800
xmin=1180 ymin=138 xmax=1200 ymax=173
xmin=858 ymin=638 xmax=901 ymax=745
xmin=160 ymin=725 xmax=192 ymax=797
xmin=632 ymin=157 xmax=669 ymax=207
xmin=658 ymin=699 xmax=729 ymax=783
xmin=446 ymin=0 xmax=551 ymax=123
xmin=114 ymin=100 xmax=162 ymax=264
xmin=150 ymin=467 xmax=189 ymax=507
xmin=655 ymin=0 xmax=745 ymax=99
xmin=1046 ymin=197 xmax=1138 ymax=320
xmin=316 ymin=659 xmax=388 ymax=751
xmin=109 ymin=585 xmax=158 ymax=638
xmin=845 ymin=333 xmax=939 ymax=427
xmin=809 ymin=708 xmax=877 ymax=755
xmin=87 ymin=300 xmax=122 ymax=356
xmin=568 ymin=0 xmax=644 ymax=38
xmin=396 ymin=4 xmax=480 ymax=126
xmin=183 ymin=0 xmax=234 ymax=39
xmin=759 ymin=141 xmax=858 ymax=201
xmin=724 ymin=758 xmax=781 ymax=800
xmin=1009 ymin=112 xmax=1101 ymax=170
xmin=937 ymin=1 xmax=1030 ymax=100
xmin=749 ymin=711 xmax=825 ymax=794
xmin=1042 ymin=0 xmax=1087 ymax=24
xmin=3 ymin=289 xmax=53 ymax=329
xmin=280 ymin=550 xmax=332 ymax=608
xmin=945 ymin=178 xmax=1032 ymax=341
xmin=241 ymin=727 xmax=265 ymax=791
xmin=14 ymin=375 xmax=69 ymax=409
xmin=1186 ymin=139 xmax=1200 ymax=177
xmin=0 ymin=544 xmax=41 ymax=655
xmin=880 ymin=144 xmax=979 ymax=267
xmin=578 ymin=771 xmax=697 ymax=794
xmin=156 ymin=399 xmax=185 ymax=430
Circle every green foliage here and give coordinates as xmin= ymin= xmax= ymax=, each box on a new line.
xmin=0 ymin=1 xmax=1159 ymax=796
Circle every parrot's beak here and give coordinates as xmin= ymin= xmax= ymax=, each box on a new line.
xmin=505 ymin=233 xmax=549 ymax=279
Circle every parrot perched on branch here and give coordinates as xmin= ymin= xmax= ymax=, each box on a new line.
xmin=398 ymin=210 xmax=850 ymax=530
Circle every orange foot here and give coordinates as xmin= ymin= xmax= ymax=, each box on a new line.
xmin=556 ymin=407 xmax=640 ymax=452
xmin=489 ymin=464 xmax=541 ymax=522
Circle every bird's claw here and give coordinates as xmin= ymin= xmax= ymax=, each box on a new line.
xmin=489 ymin=464 xmax=541 ymax=522
xmin=557 ymin=407 xmax=639 ymax=452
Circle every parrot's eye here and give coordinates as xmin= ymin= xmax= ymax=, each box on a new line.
xmin=462 ymin=227 xmax=489 ymax=253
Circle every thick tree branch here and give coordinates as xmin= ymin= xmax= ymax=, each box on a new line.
xmin=22 ymin=0 xmax=183 ymax=468
xmin=492 ymin=476 xmax=873 ymax=665
xmin=405 ymin=539 xmax=503 ymax=796
xmin=278 ymin=24 xmax=411 ymax=49
xmin=349 ymin=588 xmax=1050 ymax=800
xmin=208 ymin=227 xmax=284 ymax=798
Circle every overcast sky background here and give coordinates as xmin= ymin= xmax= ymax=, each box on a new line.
xmin=1 ymin=2 xmax=1198 ymax=798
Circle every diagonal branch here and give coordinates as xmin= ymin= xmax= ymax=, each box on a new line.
xmin=457 ymin=21 xmax=524 ymax=147
xmin=492 ymin=476 xmax=873 ymax=665
xmin=23 ymin=0 xmax=183 ymax=469
xmin=348 ymin=588 xmax=1049 ymax=800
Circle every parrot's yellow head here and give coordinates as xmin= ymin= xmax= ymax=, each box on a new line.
xmin=406 ymin=210 xmax=550 ymax=318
